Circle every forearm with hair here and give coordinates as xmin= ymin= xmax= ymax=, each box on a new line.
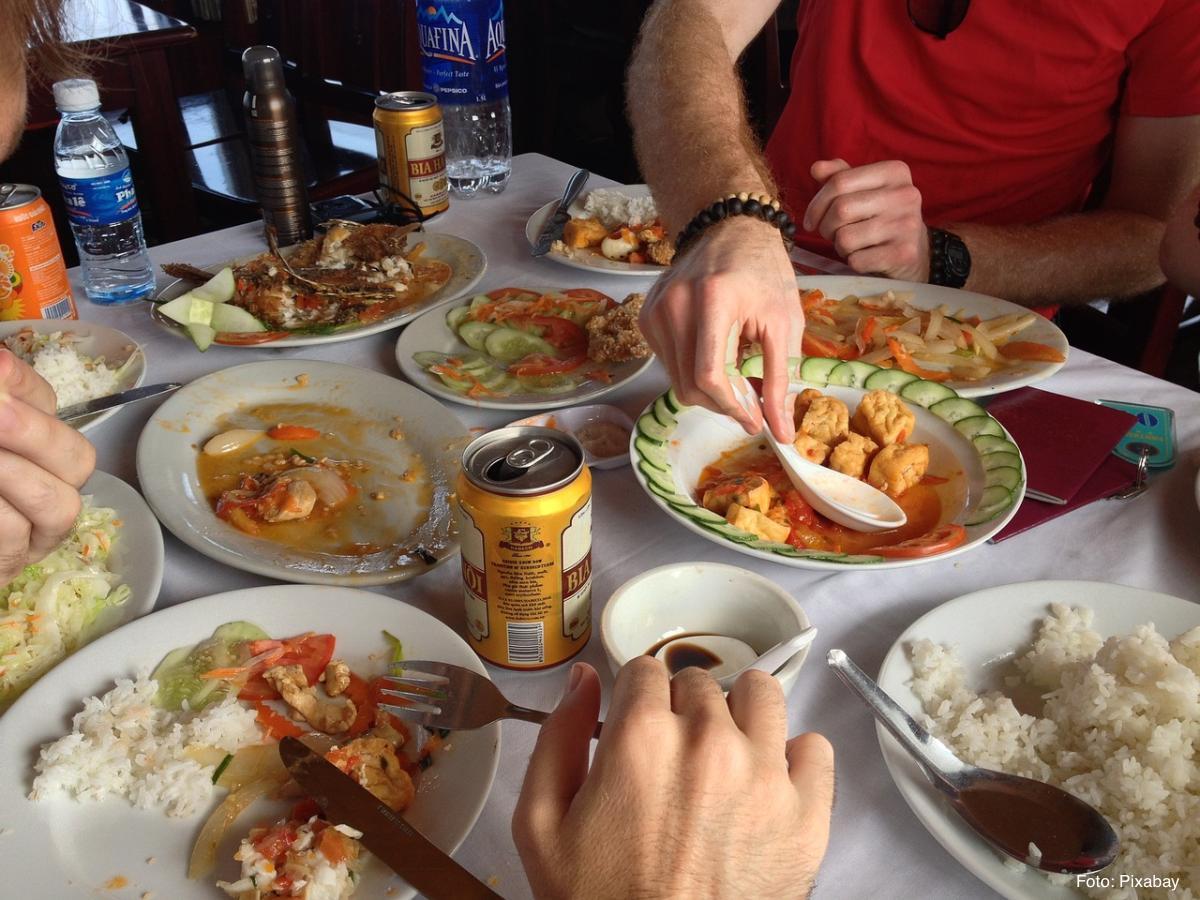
xmin=951 ymin=212 xmax=1166 ymax=307
xmin=627 ymin=0 xmax=777 ymax=234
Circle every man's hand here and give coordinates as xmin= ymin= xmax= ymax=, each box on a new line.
xmin=639 ymin=217 xmax=803 ymax=441
xmin=513 ymin=659 xmax=835 ymax=900
xmin=804 ymin=159 xmax=930 ymax=282
xmin=0 ymin=350 xmax=95 ymax=581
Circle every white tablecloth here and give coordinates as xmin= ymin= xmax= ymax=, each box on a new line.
xmin=69 ymin=153 xmax=1200 ymax=899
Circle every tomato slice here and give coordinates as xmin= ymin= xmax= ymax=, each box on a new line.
xmin=866 ymin=523 xmax=967 ymax=558
xmin=254 ymin=701 xmax=304 ymax=739
xmin=513 ymin=315 xmax=587 ymax=356
xmin=215 ymin=331 xmax=291 ymax=345
xmin=238 ymin=633 xmax=336 ymax=701
xmin=510 ymin=353 xmax=588 ymax=376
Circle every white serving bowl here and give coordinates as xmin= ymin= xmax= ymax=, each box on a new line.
xmin=600 ymin=561 xmax=812 ymax=694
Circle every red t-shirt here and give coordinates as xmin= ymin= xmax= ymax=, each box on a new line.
xmin=765 ymin=0 xmax=1200 ymax=258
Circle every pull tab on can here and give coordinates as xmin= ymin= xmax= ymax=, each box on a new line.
xmin=467 ymin=427 xmax=582 ymax=495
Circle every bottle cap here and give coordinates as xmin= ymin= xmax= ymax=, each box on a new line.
xmin=243 ymin=45 xmax=285 ymax=89
xmin=52 ymin=78 xmax=101 ymax=112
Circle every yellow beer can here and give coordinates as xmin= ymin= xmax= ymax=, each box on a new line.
xmin=457 ymin=427 xmax=592 ymax=669
xmin=373 ymin=91 xmax=450 ymax=217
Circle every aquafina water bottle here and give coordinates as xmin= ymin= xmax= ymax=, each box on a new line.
xmin=52 ymin=78 xmax=154 ymax=304
xmin=415 ymin=0 xmax=512 ymax=197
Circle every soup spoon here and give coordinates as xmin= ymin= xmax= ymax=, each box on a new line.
xmin=732 ymin=379 xmax=906 ymax=532
xmin=827 ymin=648 xmax=1119 ymax=874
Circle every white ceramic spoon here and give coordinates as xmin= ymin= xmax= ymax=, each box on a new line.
xmin=733 ymin=378 xmax=906 ymax=533
xmin=655 ymin=627 xmax=819 ymax=690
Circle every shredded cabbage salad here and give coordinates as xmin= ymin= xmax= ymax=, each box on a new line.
xmin=0 ymin=498 xmax=130 ymax=708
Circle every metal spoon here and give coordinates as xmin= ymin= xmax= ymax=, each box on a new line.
xmin=827 ymin=648 xmax=1119 ymax=874
xmin=732 ymin=379 xmax=907 ymax=532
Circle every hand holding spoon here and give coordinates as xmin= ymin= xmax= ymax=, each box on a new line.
xmin=827 ymin=648 xmax=1118 ymax=874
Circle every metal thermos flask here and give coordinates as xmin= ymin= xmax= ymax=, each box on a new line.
xmin=242 ymin=46 xmax=312 ymax=245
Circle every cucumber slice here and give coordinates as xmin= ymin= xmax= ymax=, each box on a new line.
xmin=634 ymin=435 xmax=669 ymax=471
xmin=518 ymin=374 xmax=580 ymax=395
xmin=929 ymin=397 xmax=987 ymax=423
xmin=982 ymin=451 xmax=1022 ymax=473
xmin=669 ymin=501 xmax=726 ymax=526
xmin=739 ymin=355 xmax=804 ymax=381
xmin=472 ymin=367 xmax=515 ymax=392
xmin=151 ymin=628 xmax=252 ymax=710
xmin=838 ymin=554 xmax=888 ymax=564
xmin=666 ymin=388 xmax=688 ymax=413
xmin=653 ymin=395 xmax=677 ymax=429
xmin=774 ymin=546 xmax=846 ymax=561
xmin=445 ymin=305 xmax=472 ymax=331
xmin=459 ymin=320 xmax=499 ymax=352
xmin=187 ymin=323 xmax=217 ymax=352
xmin=413 ymin=351 xmax=454 ymax=369
xmin=700 ymin=521 xmax=758 ymax=543
xmin=899 ymin=379 xmax=957 ymax=408
xmin=638 ymin=459 xmax=678 ymax=494
xmin=646 ymin=480 xmax=693 ymax=505
xmin=212 ymin=621 xmax=269 ymax=643
xmin=799 ymin=357 xmax=841 ymax=386
xmin=826 ymin=360 xmax=879 ymax=388
xmin=862 ymin=369 xmax=919 ymax=393
xmin=636 ymin=412 xmax=670 ymax=445
xmin=972 ymin=435 xmax=1020 ymax=456
xmin=985 ymin=466 xmax=1023 ymax=491
xmin=210 ymin=303 xmax=266 ymax=334
xmin=469 ymin=293 xmax=493 ymax=310
xmin=746 ymin=539 xmax=796 ymax=554
xmin=965 ymin=484 xmax=1014 ymax=526
xmin=436 ymin=370 xmax=473 ymax=393
xmin=190 ymin=267 xmax=236 ymax=303
xmin=159 ymin=292 xmax=215 ymax=327
xmin=954 ymin=415 xmax=1005 ymax=440
xmin=485 ymin=326 xmax=558 ymax=363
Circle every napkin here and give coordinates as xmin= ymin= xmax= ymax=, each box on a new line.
xmin=985 ymin=387 xmax=1138 ymax=504
xmin=989 ymin=455 xmax=1138 ymax=542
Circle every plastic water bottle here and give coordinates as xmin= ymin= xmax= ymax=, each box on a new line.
xmin=52 ymin=78 xmax=154 ymax=303
xmin=416 ymin=0 xmax=512 ymax=197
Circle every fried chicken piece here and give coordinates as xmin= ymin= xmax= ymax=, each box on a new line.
xmin=644 ymin=238 xmax=675 ymax=266
xmin=327 ymin=737 xmax=415 ymax=812
xmin=726 ymin=502 xmax=791 ymax=542
xmin=829 ymin=432 xmax=879 ymax=480
xmin=324 ymin=659 xmax=351 ymax=697
xmin=867 ymin=443 xmax=929 ymax=497
xmin=791 ymin=389 xmax=825 ymax=429
xmin=852 ymin=390 xmax=917 ymax=446
xmin=800 ymin=395 xmax=850 ymax=446
xmin=586 ymin=293 xmax=652 ymax=363
xmin=562 ymin=217 xmax=608 ymax=249
xmin=793 ymin=432 xmax=830 ymax=465
xmin=264 ymin=664 xmax=357 ymax=734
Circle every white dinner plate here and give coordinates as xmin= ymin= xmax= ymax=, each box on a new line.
xmin=795 ymin=275 xmax=1069 ymax=397
xmin=876 ymin=580 xmax=1200 ymax=900
xmin=0 ymin=319 xmax=146 ymax=432
xmin=525 ymin=183 xmax=668 ymax=276
xmin=136 ymin=360 xmax=469 ymax=585
xmin=632 ymin=378 xmax=1024 ymax=570
xmin=152 ymin=231 xmax=487 ymax=347
xmin=0 ymin=585 xmax=501 ymax=899
xmin=394 ymin=289 xmax=653 ymax=410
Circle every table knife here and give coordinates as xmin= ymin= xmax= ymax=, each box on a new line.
xmin=531 ymin=168 xmax=590 ymax=257
xmin=58 ymin=382 xmax=182 ymax=423
xmin=279 ymin=737 xmax=502 ymax=900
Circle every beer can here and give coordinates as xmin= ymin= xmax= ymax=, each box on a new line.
xmin=0 ymin=185 xmax=76 ymax=321
xmin=457 ymin=427 xmax=592 ymax=669
xmin=373 ymin=91 xmax=450 ymax=217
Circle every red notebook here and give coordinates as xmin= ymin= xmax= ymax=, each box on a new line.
xmin=984 ymin=388 xmax=1137 ymax=504
xmin=990 ymin=455 xmax=1138 ymax=542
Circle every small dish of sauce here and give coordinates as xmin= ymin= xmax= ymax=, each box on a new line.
xmin=645 ymin=632 xmax=758 ymax=679
xmin=574 ymin=420 xmax=630 ymax=459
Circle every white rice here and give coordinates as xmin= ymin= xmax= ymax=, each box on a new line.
xmin=30 ymin=673 xmax=263 ymax=818
xmin=582 ymin=189 xmax=658 ymax=229
xmin=910 ymin=604 xmax=1200 ymax=899
xmin=1 ymin=330 xmax=123 ymax=409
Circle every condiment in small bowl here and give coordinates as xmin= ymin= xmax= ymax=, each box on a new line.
xmin=508 ymin=404 xmax=634 ymax=470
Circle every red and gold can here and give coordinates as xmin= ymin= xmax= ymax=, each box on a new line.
xmin=457 ymin=427 xmax=593 ymax=669
xmin=373 ymin=91 xmax=449 ymax=217
xmin=0 ymin=185 xmax=76 ymax=321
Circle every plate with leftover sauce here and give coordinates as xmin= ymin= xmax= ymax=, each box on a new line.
xmin=632 ymin=375 xmax=1025 ymax=570
xmin=0 ymin=320 xmax=145 ymax=432
xmin=136 ymin=360 xmax=469 ymax=585
xmin=525 ymin=184 xmax=673 ymax=275
xmin=152 ymin=222 xmax=486 ymax=349
xmin=395 ymin=285 xmax=655 ymax=410
xmin=738 ymin=275 xmax=1070 ymax=398
xmin=0 ymin=584 xmax=500 ymax=900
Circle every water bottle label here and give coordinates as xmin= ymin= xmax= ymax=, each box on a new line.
xmin=416 ymin=0 xmax=508 ymax=105
xmin=59 ymin=167 xmax=140 ymax=226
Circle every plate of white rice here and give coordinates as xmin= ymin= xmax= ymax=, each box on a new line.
xmin=877 ymin=580 xmax=1200 ymax=900
xmin=526 ymin=183 xmax=669 ymax=276
xmin=0 ymin=320 xmax=145 ymax=433
xmin=0 ymin=585 xmax=500 ymax=899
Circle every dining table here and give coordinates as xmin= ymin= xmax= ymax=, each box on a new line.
xmin=66 ymin=151 xmax=1200 ymax=899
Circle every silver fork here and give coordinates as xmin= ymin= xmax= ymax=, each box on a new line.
xmin=380 ymin=660 xmax=605 ymax=739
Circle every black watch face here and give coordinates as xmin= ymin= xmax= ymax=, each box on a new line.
xmin=946 ymin=239 xmax=971 ymax=278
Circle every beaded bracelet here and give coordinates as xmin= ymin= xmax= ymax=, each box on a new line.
xmin=675 ymin=191 xmax=796 ymax=257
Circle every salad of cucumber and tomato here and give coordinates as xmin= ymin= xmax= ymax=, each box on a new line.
xmin=414 ymin=287 xmax=617 ymax=398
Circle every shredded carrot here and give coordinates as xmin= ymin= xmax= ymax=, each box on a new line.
xmin=887 ymin=338 xmax=951 ymax=382
xmin=998 ymin=341 xmax=1066 ymax=363
xmin=862 ymin=316 xmax=877 ymax=342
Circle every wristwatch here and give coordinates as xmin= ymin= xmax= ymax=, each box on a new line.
xmin=928 ymin=228 xmax=971 ymax=288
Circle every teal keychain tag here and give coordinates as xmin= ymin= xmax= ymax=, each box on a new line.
xmin=1098 ymin=400 xmax=1176 ymax=469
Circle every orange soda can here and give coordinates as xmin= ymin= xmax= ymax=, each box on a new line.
xmin=373 ymin=91 xmax=450 ymax=217
xmin=0 ymin=185 xmax=76 ymax=320
xmin=457 ymin=427 xmax=593 ymax=669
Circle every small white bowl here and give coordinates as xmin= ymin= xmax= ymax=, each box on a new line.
xmin=600 ymin=561 xmax=812 ymax=694
xmin=508 ymin=404 xmax=634 ymax=470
